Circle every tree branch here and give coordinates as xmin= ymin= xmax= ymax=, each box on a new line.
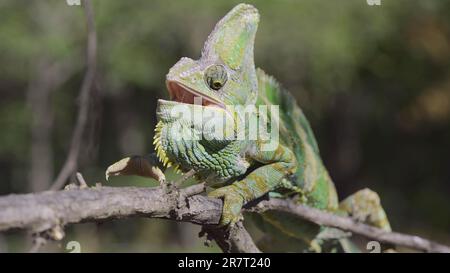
xmin=201 ymin=222 xmax=262 ymax=253
xmin=0 ymin=183 xmax=258 ymax=253
xmin=250 ymin=199 xmax=450 ymax=253
xmin=0 ymin=185 xmax=448 ymax=253
xmin=0 ymin=185 xmax=218 ymax=232
xmin=50 ymin=0 xmax=97 ymax=190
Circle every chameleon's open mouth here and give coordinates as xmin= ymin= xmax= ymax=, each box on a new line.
xmin=166 ymin=81 xmax=225 ymax=110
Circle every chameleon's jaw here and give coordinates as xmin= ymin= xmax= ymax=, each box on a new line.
xmin=166 ymin=80 xmax=226 ymax=110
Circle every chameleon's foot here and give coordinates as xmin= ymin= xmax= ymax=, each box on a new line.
xmin=339 ymin=188 xmax=391 ymax=231
xmin=105 ymin=154 xmax=166 ymax=184
xmin=208 ymin=186 xmax=244 ymax=227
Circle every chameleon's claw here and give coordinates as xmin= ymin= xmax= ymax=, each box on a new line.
xmin=105 ymin=155 xmax=166 ymax=184
xmin=208 ymin=186 xmax=244 ymax=227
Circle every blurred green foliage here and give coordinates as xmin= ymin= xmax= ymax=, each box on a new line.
xmin=0 ymin=0 xmax=449 ymax=252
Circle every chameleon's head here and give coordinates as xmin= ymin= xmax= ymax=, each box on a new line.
xmin=166 ymin=4 xmax=259 ymax=111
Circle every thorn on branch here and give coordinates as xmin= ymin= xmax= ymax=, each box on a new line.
xmin=75 ymin=172 xmax=88 ymax=188
xmin=176 ymin=169 xmax=196 ymax=185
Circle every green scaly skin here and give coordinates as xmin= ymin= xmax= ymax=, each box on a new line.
xmin=106 ymin=4 xmax=391 ymax=252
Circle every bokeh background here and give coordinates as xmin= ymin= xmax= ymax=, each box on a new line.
xmin=0 ymin=0 xmax=449 ymax=252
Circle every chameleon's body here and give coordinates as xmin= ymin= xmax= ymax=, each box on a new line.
xmin=107 ymin=4 xmax=391 ymax=252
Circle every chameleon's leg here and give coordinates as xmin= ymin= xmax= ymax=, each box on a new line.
xmin=339 ymin=188 xmax=391 ymax=231
xmin=208 ymin=142 xmax=296 ymax=226
xmin=105 ymin=153 xmax=166 ymax=184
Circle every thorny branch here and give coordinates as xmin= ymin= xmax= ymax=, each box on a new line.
xmin=0 ymin=181 xmax=448 ymax=253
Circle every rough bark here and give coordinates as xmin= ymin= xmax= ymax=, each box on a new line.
xmin=0 ymin=184 xmax=449 ymax=253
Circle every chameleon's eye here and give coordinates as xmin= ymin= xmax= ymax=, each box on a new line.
xmin=204 ymin=64 xmax=227 ymax=91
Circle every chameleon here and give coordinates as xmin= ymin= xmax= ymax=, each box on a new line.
xmin=106 ymin=3 xmax=391 ymax=252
